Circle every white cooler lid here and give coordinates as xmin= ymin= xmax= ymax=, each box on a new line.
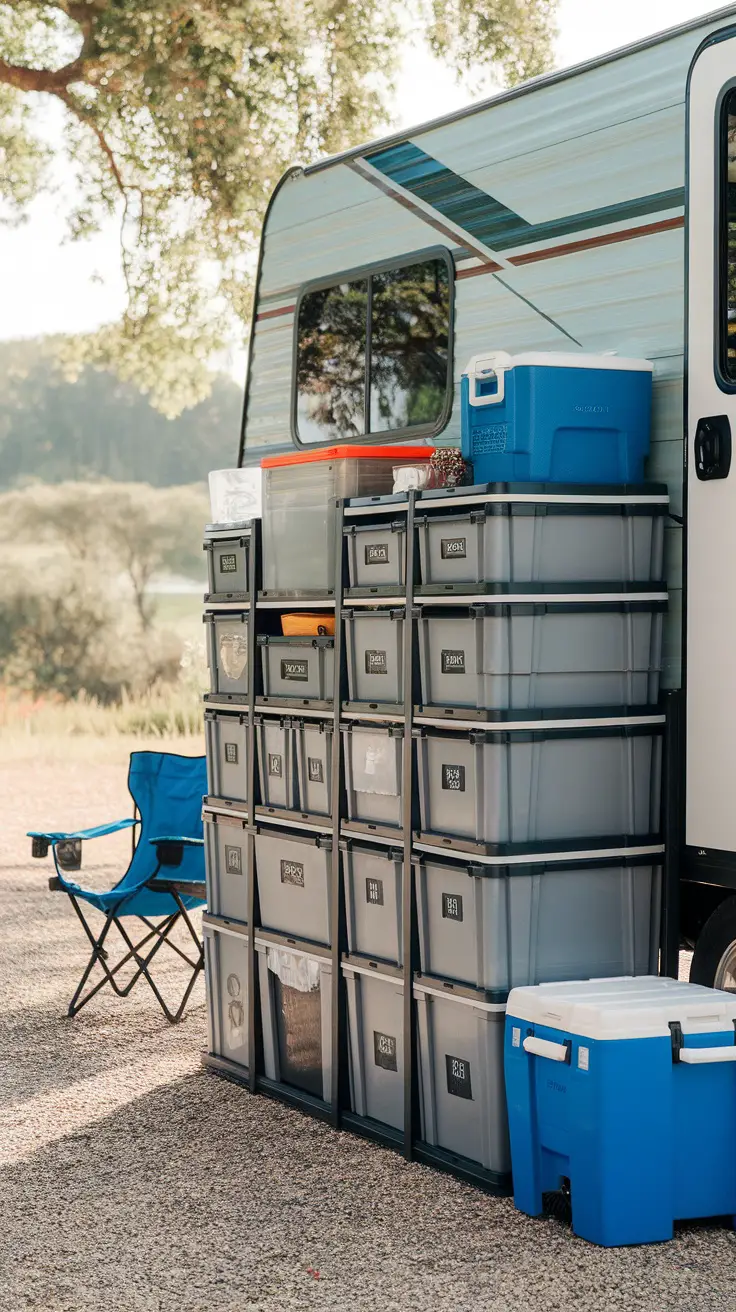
xmin=463 ymin=351 xmax=653 ymax=374
xmin=507 ymin=976 xmax=736 ymax=1040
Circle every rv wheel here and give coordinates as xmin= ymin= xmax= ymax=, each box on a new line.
xmin=690 ymin=896 xmax=736 ymax=992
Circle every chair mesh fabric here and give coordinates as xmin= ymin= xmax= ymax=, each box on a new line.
xmin=57 ymin=752 xmax=207 ymax=917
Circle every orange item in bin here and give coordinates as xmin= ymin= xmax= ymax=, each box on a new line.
xmin=281 ymin=613 xmax=335 ymax=637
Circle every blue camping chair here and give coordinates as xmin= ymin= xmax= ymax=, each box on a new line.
xmin=29 ymin=752 xmax=207 ymax=1024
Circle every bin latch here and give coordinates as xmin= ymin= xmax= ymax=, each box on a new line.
xmin=669 ymin=1020 xmax=684 ymax=1063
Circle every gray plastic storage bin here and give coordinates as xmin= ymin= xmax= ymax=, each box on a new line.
xmin=205 ymin=709 xmax=248 ymax=807
xmin=205 ymin=611 xmax=249 ymax=700
xmin=254 ymin=826 xmax=332 ymax=945
xmin=204 ymin=914 xmax=250 ymax=1071
xmin=416 ymin=490 xmax=666 ymax=589
xmin=415 ymin=720 xmax=662 ymax=851
xmin=412 ymin=850 xmax=662 ymax=990
xmin=256 ymin=933 xmax=332 ymax=1101
xmin=258 ymin=635 xmax=334 ymax=704
xmin=344 ymin=609 xmax=406 ymax=706
xmin=294 ymin=719 xmax=333 ymax=816
xmin=343 ymin=723 xmax=404 ymax=833
xmin=204 ymin=523 xmax=251 ymax=599
xmin=345 ymin=520 xmax=406 ymax=593
xmin=341 ymin=840 xmax=404 ymax=964
xmin=204 ymin=808 xmax=250 ymax=922
xmin=418 ymin=600 xmax=665 ymax=712
xmin=343 ymin=958 xmax=404 ymax=1130
xmin=415 ymin=975 xmax=510 ymax=1174
xmin=255 ymin=716 xmax=295 ymax=811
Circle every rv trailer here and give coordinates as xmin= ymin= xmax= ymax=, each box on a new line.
xmin=238 ymin=5 xmax=736 ymax=989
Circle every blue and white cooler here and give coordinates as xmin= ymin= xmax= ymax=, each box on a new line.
xmin=461 ymin=351 xmax=653 ymax=484
xmin=505 ymin=976 xmax=736 ymax=1247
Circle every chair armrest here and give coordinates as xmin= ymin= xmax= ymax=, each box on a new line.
xmin=28 ymin=819 xmax=138 ymax=844
xmin=149 ymin=834 xmax=204 ymax=869
xmin=148 ymin=835 xmax=204 ymax=848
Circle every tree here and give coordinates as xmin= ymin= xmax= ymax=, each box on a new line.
xmin=0 ymin=338 xmax=242 ymax=486
xmin=1 ymin=480 xmax=209 ymax=627
xmin=0 ymin=1 xmax=558 ymax=415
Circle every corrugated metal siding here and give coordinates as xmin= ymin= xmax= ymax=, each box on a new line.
xmin=241 ymin=12 xmax=736 ymax=687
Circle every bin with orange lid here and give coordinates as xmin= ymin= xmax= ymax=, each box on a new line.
xmin=261 ymin=445 xmax=433 ymax=596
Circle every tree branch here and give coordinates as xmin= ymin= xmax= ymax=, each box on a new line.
xmin=0 ymin=53 xmax=90 ymax=94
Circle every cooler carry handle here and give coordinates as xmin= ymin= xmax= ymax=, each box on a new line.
xmin=678 ymin=1046 xmax=736 ymax=1065
xmin=465 ymin=351 xmax=512 ymax=408
xmin=522 ymin=1035 xmax=571 ymax=1064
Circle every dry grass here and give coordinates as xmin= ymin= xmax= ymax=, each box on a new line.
xmin=0 ymin=683 xmax=205 ymax=762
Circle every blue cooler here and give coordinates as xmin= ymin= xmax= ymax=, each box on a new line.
xmin=461 ymin=351 xmax=653 ymax=484
xmin=505 ymin=977 xmax=736 ymax=1247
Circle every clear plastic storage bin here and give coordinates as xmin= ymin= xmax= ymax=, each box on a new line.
xmin=261 ymin=446 xmax=432 ymax=595
xmin=256 ymin=933 xmax=332 ymax=1101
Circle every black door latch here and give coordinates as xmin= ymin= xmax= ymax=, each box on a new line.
xmin=694 ymin=415 xmax=732 ymax=480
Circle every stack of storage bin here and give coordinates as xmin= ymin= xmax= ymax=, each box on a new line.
xmin=202 ymin=519 xmax=253 ymax=1076
xmin=342 ymin=478 xmax=668 ymax=1177
xmin=250 ymin=446 xmax=432 ymax=1107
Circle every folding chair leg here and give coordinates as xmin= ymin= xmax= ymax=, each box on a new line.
xmin=115 ymin=911 xmax=204 ymax=1023
xmin=64 ymin=892 xmax=204 ymax=1024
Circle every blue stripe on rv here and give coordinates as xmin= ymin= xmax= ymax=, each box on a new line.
xmin=365 ymin=141 xmax=684 ymax=252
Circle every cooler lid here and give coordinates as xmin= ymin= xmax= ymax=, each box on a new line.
xmin=261 ymin=445 xmax=433 ymax=468
xmin=507 ymin=976 xmax=736 ymax=1040
xmin=463 ymin=351 xmax=653 ymax=375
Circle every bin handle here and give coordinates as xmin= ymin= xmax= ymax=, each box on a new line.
xmin=679 ymin=1046 xmax=736 ymax=1065
xmin=522 ymin=1035 xmax=570 ymax=1064
xmin=466 ymin=351 xmax=512 ymax=409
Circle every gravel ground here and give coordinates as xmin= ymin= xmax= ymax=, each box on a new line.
xmin=1 ymin=750 xmax=735 ymax=1312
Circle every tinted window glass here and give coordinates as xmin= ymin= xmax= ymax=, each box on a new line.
xmin=296 ymin=280 xmax=367 ymax=443
xmin=370 ymin=260 xmax=450 ymax=432
xmin=723 ymin=92 xmax=736 ymax=382
xmin=295 ymin=254 xmax=451 ymax=443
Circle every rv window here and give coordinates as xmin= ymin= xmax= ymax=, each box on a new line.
xmin=296 ymin=280 xmax=368 ymax=443
xmin=722 ymin=90 xmax=736 ymax=383
xmin=295 ymin=255 xmax=451 ymax=443
xmin=370 ymin=261 xmax=450 ymax=432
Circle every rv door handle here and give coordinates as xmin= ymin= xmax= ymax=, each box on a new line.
xmin=694 ymin=415 xmax=731 ymax=481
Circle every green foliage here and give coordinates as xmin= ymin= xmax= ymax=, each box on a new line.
xmin=0 ymin=338 xmax=241 ymax=485
xmin=0 ymin=480 xmax=209 ymax=626
xmin=0 ymin=566 xmax=182 ymax=701
xmin=0 ymin=0 xmax=558 ymax=415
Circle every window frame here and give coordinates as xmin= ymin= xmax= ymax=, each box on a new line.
xmin=291 ymin=245 xmax=455 ymax=448
xmin=716 ymin=80 xmax=736 ymax=393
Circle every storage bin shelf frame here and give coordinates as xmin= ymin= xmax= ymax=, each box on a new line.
xmin=200 ymin=481 xmax=678 ymax=1200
